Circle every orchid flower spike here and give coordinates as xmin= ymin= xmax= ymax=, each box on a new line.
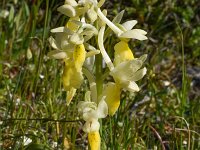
xmin=48 ymin=20 xmax=99 ymax=104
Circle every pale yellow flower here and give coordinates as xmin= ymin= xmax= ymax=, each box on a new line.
xmin=78 ymin=92 xmax=108 ymax=150
xmin=111 ymin=55 xmax=147 ymax=92
xmin=57 ymin=0 xmax=99 ymax=23
xmin=62 ymin=44 xmax=86 ymax=104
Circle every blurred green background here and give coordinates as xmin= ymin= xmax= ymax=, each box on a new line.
xmin=0 ymin=0 xmax=200 ymax=149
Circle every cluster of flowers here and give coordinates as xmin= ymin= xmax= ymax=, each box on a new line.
xmin=48 ymin=0 xmax=147 ymax=149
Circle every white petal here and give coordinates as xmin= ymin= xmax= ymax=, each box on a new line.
xmin=69 ymin=20 xmax=82 ymax=26
xmin=82 ymin=24 xmax=98 ymax=35
xmin=47 ymin=50 xmax=67 ymax=59
xmin=57 ymin=4 xmax=76 ymax=18
xmin=125 ymin=81 xmax=140 ymax=92
xmin=86 ymin=50 xmax=100 ymax=57
xmin=51 ymin=27 xmax=64 ymax=33
xmin=120 ymin=29 xmax=148 ymax=40
xmin=110 ymin=59 xmax=143 ymax=81
xmin=65 ymin=0 xmax=78 ymax=6
xmin=130 ymin=67 xmax=147 ymax=81
xmin=48 ymin=36 xmax=60 ymax=50
xmin=61 ymin=41 xmax=75 ymax=52
xmin=84 ymin=43 xmax=98 ymax=51
xmin=122 ymin=20 xmax=137 ymax=31
xmin=96 ymin=98 xmax=108 ymax=118
xmin=77 ymin=101 xmax=96 ymax=114
xmin=83 ymin=119 xmax=100 ymax=133
xmin=51 ymin=27 xmax=73 ymax=34
xmin=86 ymin=8 xmax=97 ymax=23
xmin=83 ymin=109 xmax=98 ymax=121
xmin=69 ymin=33 xmax=84 ymax=45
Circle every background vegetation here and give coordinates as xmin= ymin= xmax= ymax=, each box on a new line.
xmin=0 ymin=0 xmax=200 ymax=149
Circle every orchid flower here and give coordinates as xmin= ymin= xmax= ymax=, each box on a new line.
xmin=98 ymin=25 xmax=147 ymax=115
xmin=48 ymin=21 xmax=99 ymax=59
xmin=102 ymin=56 xmax=147 ymax=116
xmin=96 ymin=7 xmax=147 ymax=41
xmin=57 ymin=0 xmax=98 ymax=23
xmin=62 ymin=44 xmax=86 ymax=105
xmin=110 ymin=55 xmax=147 ymax=92
xmin=78 ymin=91 xmax=108 ymax=150
xmin=48 ymin=20 xmax=99 ymax=104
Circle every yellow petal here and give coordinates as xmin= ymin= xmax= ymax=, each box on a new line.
xmin=73 ymin=44 xmax=86 ymax=72
xmin=62 ymin=59 xmax=83 ymax=90
xmin=66 ymin=88 xmax=76 ymax=105
xmin=114 ymin=41 xmax=134 ymax=66
xmin=88 ymin=131 xmax=101 ymax=150
xmin=104 ymin=82 xmax=121 ymax=116
xmin=65 ymin=17 xmax=80 ymax=32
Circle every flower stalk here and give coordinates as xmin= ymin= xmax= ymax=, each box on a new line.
xmin=48 ymin=0 xmax=148 ymax=149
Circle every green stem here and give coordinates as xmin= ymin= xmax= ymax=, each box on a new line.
xmin=95 ymin=52 xmax=103 ymax=102
xmin=83 ymin=67 xmax=97 ymax=103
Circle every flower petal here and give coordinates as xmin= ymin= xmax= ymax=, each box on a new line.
xmin=122 ymin=20 xmax=137 ymax=31
xmin=51 ymin=27 xmax=73 ymax=35
xmin=88 ymin=131 xmax=101 ymax=150
xmin=65 ymin=0 xmax=78 ymax=6
xmin=47 ymin=50 xmax=67 ymax=59
xmin=78 ymin=101 xmax=97 ymax=114
xmin=96 ymin=98 xmax=108 ymax=118
xmin=66 ymin=88 xmax=76 ymax=105
xmin=48 ymin=36 xmax=60 ymax=50
xmin=122 ymin=81 xmax=140 ymax=92
xmin=83 ymin=120 xmax=100 ymax=133
xmin=69 ymin=33 xmax=84 ymax=45
xmin=114 ymin=41 xmax=134 ymax=66
xmin=73 ymin=44 xmax=86 ymax=72
xmin=110 ymin=59 xmax=143 ymax=82
xmin=130 ymin=67 xmax=147 ymax=81
xmin=86 ymin=7 xmax=97 ymax=23
xmin=62 ymin=60 xmax=84 ymax=90
xmin=57 ymin=4 xmax=76 ymax=18
xmin=104 ymin=82 xmax=121 ymax=116
xmin=120 ymin=29 xmax=147 ymax=40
